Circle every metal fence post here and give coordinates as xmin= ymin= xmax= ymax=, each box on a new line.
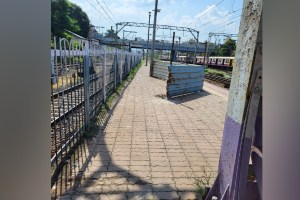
xmin=120 ymin=50 xmax=123 ymax=83
xmin=50 ymin=56 xmax=57 ymax=84
xmin=84 ymin=41 xmax=90 ymax=130
xmin=114 ymin=50 xmax=117 ymax=90
xmin=103 ymin=46 xmax=107 ymax=102
xmin=128 ymin=54 xmax=131 ymax=72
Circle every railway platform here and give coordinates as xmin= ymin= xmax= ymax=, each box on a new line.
xmin=54 ymin=64 xmax=229 ymax=200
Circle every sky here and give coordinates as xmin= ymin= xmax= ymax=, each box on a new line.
xmin=69 ymin=0 xmax=244 ymax=43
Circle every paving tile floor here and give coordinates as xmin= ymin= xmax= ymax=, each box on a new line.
xmin=57 ymin=64 xmax=228 ymax=200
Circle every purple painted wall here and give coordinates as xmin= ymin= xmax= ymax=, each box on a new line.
xmin=219 ymin=116 xmax=243 ymax=199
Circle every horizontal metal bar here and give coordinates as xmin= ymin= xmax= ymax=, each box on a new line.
xmin=52 ymin=82 xmax=83 ymax=98
xmin=116 ymin=22 xmax=199 ymax=33
xmin=51 ymin=99 xmax=84 ymax=127
xmin=52 ymin=74 xmax=102 ymax=98
xmin=51 ymin=128 xmax=83 ymax=165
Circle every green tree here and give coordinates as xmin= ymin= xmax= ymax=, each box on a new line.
xmin=69 ymin=4 xmax=90 ymax=38
xmin=188 ymin=39 xmax=197 ymax=44
xmin=51 ymin=0 xmax=90 ymax=39
xmin=217 ymin=38 xmax=236 ymax=56
xmin=104 ymin=29 xmax=118 ymax=39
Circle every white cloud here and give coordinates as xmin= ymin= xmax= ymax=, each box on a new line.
xmin=67 ymin=0 xmax=242 ymax=42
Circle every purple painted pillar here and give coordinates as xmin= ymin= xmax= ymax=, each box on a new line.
xmin=205 ymin=0 xmax=262 ymax=199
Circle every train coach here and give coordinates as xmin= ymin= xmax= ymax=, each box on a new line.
xmin=177 ymin=55 xmax=235 ymax=69
xmin=177 ymin=55 xmax=195 ymax=64
xmin=196 ymin=56 xmax=235 ymax=68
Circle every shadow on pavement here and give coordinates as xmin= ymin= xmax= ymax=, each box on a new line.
xmin=167 ymin=90 xmax=211 ymax=105
xmin=51 ymin=76 xmax=195 ymax=200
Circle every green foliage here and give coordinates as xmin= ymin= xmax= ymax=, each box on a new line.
xmin=104 ymin=29 xmax=118 ymax=39
xmin=216 ymin=38 xmax=236 ymax=56
xmin=188 ymin=38 xmax=197 ymax=44
xmin=189 ymin=166 xmax=212 ymax=199
xmin=205 ymin=68 xmax=231 ymax=79
xmin=51 ymin=0 xmax=90 ymax=39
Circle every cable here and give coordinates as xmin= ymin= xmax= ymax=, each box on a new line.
xmin=198 ymin=11 xmax=241 ymax=43
xmin=197 ymin=7 xmax=242 ymax=28
xmin=187 ymin=0 xmax=226 ymax=27
xmin=95 ymin=0 xmax=116 ymax=24
xmin=86 ymin=0 xmax=114 ymax=25
xmin=100 ymin=0 xmax=118 ymax=22
xmin=231 ymin=0 xmax=236 ymax=12
xmin=200 ymin=11 xmax=241 ymax=32
xmin=204 ymin=16 xmax=241 ymax=33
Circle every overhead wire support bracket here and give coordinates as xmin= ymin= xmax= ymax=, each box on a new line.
xmin=115 ymin=22 xmax=199 ymax=41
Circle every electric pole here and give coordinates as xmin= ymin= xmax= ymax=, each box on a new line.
xmin=170 ymin=32 xmax=175 ymax=65
xmin=177 ymin=37 xmax=181 ymax=60
xmin=146 ymin=11 xmax=151 ymax=66
xmin=150 ymin=0 xmax=159 ymax=77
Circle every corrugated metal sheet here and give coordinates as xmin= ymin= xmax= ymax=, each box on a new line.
xmin=167 ymin=64 xmax=205 ymax=98
xmin=153 ymin=61 xmax=169 ymax=80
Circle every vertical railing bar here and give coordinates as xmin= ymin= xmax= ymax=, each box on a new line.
xmin=79 ymin=40 xmax=85 ymax=136
xmin=103 ymin=46 xmax=107 ymax=102
xmin=62 ymin=39 xmax=71 ymax=191
xmin=120 ymin=50 xmax=123 ymax=83
xmin=84 ymin=40 xmax=90 ymax=130
xmin=62 ymin=39 xmax=72 ymax=156
xmin=114 ymin=49 xmax=117 ymax=90
xmin=99 ymin=49 xmax=102 ymax=108
xmin=55 ymin=38 xmax=64 ymax=164
xmin=59 ymin=38 xmax=68 ymax=166
xmin=69 ymin=41 xmax=77 ymax=180
xmin=51 ymin=36 xmax=59 ymax=167
xmin=75 ymin=54 xmax=80 ymax=168
xmin=74 ymin=42 xmax=79 ymax=142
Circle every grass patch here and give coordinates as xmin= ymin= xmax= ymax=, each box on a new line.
xmin=205 ymin=68 xmax=231 ymax=79
xmin=187 ymin=166 xmax=212 ymax=200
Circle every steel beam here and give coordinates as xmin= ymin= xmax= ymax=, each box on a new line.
xmin=116 ymin=21 xmax=199 ymax=41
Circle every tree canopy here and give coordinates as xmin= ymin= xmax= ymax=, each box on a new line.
xmin=104 ymin=29 xmax=118 ymax=39
xmin=216 ymin=38 xmax=236 ymax=56
xmin=51 ymin=0 xmax=90 ymax=39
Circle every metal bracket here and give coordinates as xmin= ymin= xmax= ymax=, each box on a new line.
xmin=236 ymin=69 xmax=262 ymax=200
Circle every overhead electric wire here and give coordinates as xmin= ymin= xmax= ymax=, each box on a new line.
xmin=100 ymin=0 xmax=118 ymax=22
xmin=95 ymin=0 xmax=116 ymax=24
xmin=197 ymin=7 xmax=242 ymax=28
xmin=231 ymin=0 xmax=236 ymax=11
xmin=86 ymin=0 xmax=114 ymax=25
xmin=203 ymin=15 xmax=241 ymax=33
xmin=187 ymin=0 xmax=226 ymax=27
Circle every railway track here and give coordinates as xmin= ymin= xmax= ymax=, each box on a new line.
xmin=204 ymin=72 xmax=231 ymax=88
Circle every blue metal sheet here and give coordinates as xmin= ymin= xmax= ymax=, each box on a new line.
xmin=168 ymin=77 xmax=203 ymax=84
xmin=167 ymin=82 xmax=203 ymax=91
xmin=168 ymin=65 xmax=205 ymax=73
xmin=167 ymin=86 xmax=203 ymax=97
xmin=166 ymin=64 xmax=204 ymax=98
xmin=169 ymin=73 xmax=204 ymax=79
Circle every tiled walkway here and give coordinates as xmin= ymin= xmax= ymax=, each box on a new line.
xmin=59 ymin=64 xmax=228 ymax=200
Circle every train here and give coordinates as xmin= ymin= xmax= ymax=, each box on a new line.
xmin=177 ymin=55 xmax=235 ymax=69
